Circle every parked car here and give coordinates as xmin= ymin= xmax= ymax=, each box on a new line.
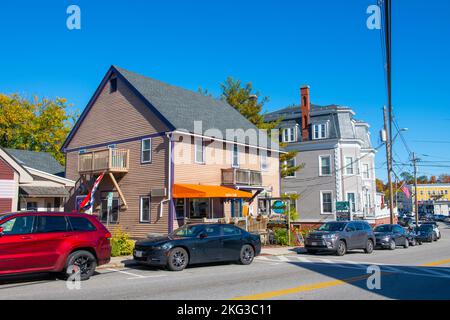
xmin=414 ymin=224 xmax=438 ymax=243
xmin=433 ymin=215 xmax=448 ymax=222
xmin=420 ymin=221 xmax=441 ymax=239
xmin=405 ymin=228 xmax=420 ymax=246
xmin=133 ymin=223 xmax=261 ymax=271
xmin=400 ymin=217 xmax=417 ymax=230
xmin=305 ymin=221 xmax=375 ymax=256
xmin=373 ymin=224 xmax=409 ymax=250
xmin=0 ymin=212 xmax=111 ymax=280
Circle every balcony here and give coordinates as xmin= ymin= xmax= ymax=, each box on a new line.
xmin=78 ymin=148 xmax=129 ymax=174
xmin=221 ymin=168 xmax=263 ymax=187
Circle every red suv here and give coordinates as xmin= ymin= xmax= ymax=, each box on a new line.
xmin=0 ymin=212 xmax=111 ymax=280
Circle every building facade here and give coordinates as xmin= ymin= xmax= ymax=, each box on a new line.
xmin=0 ymin=148 xmax=74 ymax=213
xmin=63 ymin=66 xmax=281 ymax=238
xmin=397 ymin=183 xmax=450 ymax=216
xmin=265 ymin=86 xmax=380 ymax=226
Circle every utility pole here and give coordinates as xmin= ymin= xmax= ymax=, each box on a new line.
xmin=412 ymin=152 xmax=420 ymax=227
xmin=383 ymin=106 xmax=395 ymax=224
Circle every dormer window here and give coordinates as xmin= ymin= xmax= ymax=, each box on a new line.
xmin=282 ymin=127 xmax=297 ymax=143
xmin=110 ymin=77 xmax=117 ymax=93
xmin=313 ymin=123 xmax=328 ymax=140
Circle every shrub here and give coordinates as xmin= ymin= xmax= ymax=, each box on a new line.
xmin=110 ymin=228 xmax=135 ymax=257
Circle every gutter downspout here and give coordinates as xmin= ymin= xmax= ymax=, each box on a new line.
xmin=165 ymin=132 xmax=175 ymax=233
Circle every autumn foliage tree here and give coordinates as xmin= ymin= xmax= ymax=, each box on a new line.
xmin=0 ymin=93 xmax=77 ymax=165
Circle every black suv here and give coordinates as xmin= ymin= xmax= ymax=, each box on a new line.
xmin=305 ymin=221 xmax=375 ymax=256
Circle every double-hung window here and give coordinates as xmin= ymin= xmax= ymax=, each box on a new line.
xmin=321 ymin=191 xmax=333 ymax=214
xmin=260 ymin=151 xmax=269 ymax=171
xmin=345 ymin=157 xmax=354 ymax=175
xmin=313 ymin=123 xmax=327 ymax=140
xmin=320 ymin=156 xmax=331 ymax=176
xmin=282 ymin=127 xmax=296 ymax=143
xmin=232 ymin=144 xmax=240 ymax=168
xmin=141 ymin=138 xmax=152 ymax=163
xmin=195 ymin=138 xmax=205 ymax=164
xmin=363 ymin=164 xmax=370 ymax=179
xmin=284 ymin=158 xmax=296 ymax=178
xmin=140 ymin=196 xmax=151 ymax=223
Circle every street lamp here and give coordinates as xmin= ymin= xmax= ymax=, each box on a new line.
xmin=392 ymin=128 xmax=408 ymax=143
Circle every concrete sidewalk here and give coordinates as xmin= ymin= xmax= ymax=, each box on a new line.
xmin=98 ymin=246 xmax=302 ymax=270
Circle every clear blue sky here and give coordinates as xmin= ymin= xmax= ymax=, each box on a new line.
xmin=1 ymin=0 xmax=449 ymax=181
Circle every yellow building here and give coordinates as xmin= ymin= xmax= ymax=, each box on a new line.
xmin=413 ymin=184 xmax=450 ymax=202
xmin=397 ymin=184 xmax=450 ymax=215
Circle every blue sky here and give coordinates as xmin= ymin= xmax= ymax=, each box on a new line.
xmin=1 ymin=0 xmax=449 ymax=181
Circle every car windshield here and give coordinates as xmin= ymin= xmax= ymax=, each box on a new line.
xmin=374 ymin=225 xmax=392 ymax=233
xmin=170 ymin=225 xmax=204 ymax=238
xmin=318 ymin=222 xmax=347 ymax=232
xmin=418 ymin=225 xmax=433 ymax=231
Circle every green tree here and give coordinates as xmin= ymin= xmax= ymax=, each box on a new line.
xmin=219 ymin=77 xmax=302 ymax=177
xmin=0 ymin=93 xmax=77 ymax=165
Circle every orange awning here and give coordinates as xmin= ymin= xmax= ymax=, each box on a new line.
xmin=173 ymin=184 xmax=252 ymax=199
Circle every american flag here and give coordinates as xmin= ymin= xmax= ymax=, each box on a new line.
xmin=80 ymin=172 xmax=105 ymax=213
xmin=400 ymin=183 xmax=411 ymax=199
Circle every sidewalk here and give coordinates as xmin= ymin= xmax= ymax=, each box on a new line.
xmin=98 ymin=246 xmax=302 ymax=270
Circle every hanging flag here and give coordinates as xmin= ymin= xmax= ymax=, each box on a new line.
xmin=401 ymin=184 xmax=410 ymax=199
xmin=79 ymin=172 xmax=105 ymax=213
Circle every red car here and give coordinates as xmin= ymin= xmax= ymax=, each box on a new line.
xmin=0 ymin=212 xmax=111 ymax=280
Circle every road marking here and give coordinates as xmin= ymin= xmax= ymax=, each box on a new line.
xmin=421 ymin=259 xmax=450 ymax=267
xmin=107 ymin=268 xmax=146 ymax=278
xmin=231 ymin=274 xmax=371 ymax=300
xmin=414 ymin=267 xmax=450 ymax=278
xmin=277 ymin=256 xmax=290 ymax=262
xmin=296 ymin=257 xmax=311 ymax=263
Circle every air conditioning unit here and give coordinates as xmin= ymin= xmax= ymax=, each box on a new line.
xmin=151 ymin=188 xmax=167 ymax=197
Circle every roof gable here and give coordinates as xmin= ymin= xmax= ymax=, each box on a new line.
xmin=4 ymin=148 xmax=64 ymax=176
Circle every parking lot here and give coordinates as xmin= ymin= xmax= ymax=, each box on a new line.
xmin=1 ymin=222 xmax=449 ymax=300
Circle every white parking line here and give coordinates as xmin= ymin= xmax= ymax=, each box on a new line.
xmin=415 ymin=267 xmax=450 ymax=278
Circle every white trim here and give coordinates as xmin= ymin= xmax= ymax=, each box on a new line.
xmin=320 ymin=190 xmax=334 ymax=215
xmin=346 ymin=191 xmax=357 ymax=213
xmin=172 ymin=130 xmax=284 ymax=153
xmin=318 ymin=155 xmax=332 ymax=176
xmin=344 ymin=156 xmax=354 ymax=176
xmin=141 ymin=138 xmax=152 ymax=164
xmin=139 ymin=196 xmax=151 ymax=223
xmin=283 ymin=158 xmax=296 ymax=178
xmin=24 ymin=167 xmax=75 ymax=186
xmin=312 ymin=122 xmax=329 ymax=140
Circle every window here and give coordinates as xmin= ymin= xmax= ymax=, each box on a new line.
xmin=347 ymin=193 xmax=356 ymax=212
xmin=319 ymin=156 xmax=331 ymax=176
xmin=195 ymin=138 xmax=205 ymax=164
xmin=203 ymin=225 xmax=221 ymax=237
xmin=110 ymin=78 xmax=117 ymax=93
xmin=35 ymin=216 xmax=69 ymax=233
xmin=232 ymin=144 xmax=239 ymax=168
xmin=141 ymin=138 xmax=152 ymax=163
xmin=26 ymin=202 xmax=38 ymax=211
xmin=222 ymin=225 xmax=242 ymax=236
xmin=282 ymin=127 xmax=297 ymax=143
xmin=313 ymin=123 xmax=327 ymax=140
xmin=69 ymin=217 xmax=96 ymax=231
xmin=189 ymin=199 xmax=210 ymax=219
xmin=363 ymin=164 xmax=370 ymax=179
xmin=175 ymin=199 xmax=185 ymax=219
xmin=345 ymin=157 xmax=354 ymax=175
xmin=100 ymin=198 xmax=120 ymax=224
xmin=321 ymin=191 xmax=333 ymax=214
xmin=0 ymin=216 xmax=34 ymax=235
xmin=140 ymin=197 xmax=151 ymax=223
xmin=284 ymin=159 xmax=296 ymax=178
xmin=261 ymin=151 xmax=268 ymax=171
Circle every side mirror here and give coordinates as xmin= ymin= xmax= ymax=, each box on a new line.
xmin=199 ymin=233 xmax=208 ymax=239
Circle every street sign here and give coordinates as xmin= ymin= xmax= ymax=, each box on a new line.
xmin=271 ymin=200 xmax=286 ymax=215
xmin=336 ymin=201 xmax=350 ymax=212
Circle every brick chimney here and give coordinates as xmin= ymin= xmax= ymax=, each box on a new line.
xmin=301 ymin=85 xmax=311 ymax=141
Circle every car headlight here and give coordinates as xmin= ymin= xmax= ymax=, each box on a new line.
xmin=154 ymin=244 xmax=170 ymax=250
xmin=323 ymin=234 xmax=338 ymax=240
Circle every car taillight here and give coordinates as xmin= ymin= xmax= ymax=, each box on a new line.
xmin=105 ymin=232 xmax=112 ymax=239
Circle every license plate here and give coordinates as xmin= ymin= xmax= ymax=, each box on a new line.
xmin=312 ymin=242 xmax=319 ymax=246
xmin=135 ymin=250 xmax=144 ymax=258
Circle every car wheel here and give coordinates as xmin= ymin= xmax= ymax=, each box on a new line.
xmin=64 ymin=250 xmax=97 ymax=281
xmin=389 ymin=239 xmax=396 ymax=250
xmin=167 ymin=247 xmax=189 ymax=271
xmin=336 ymin=240 xmax=347 ymax=256
xmin=411 ymin=239 xmax=416 ymax=247
xmin=403 ymin=239 xmax=409 ymax=249
xmin=239 ymin=244 xmax=255 ymax=265
xmin=364 ymin=240 xmax=374 ymax=254
xmin=433 ymin=234 xmax=438 ymax=242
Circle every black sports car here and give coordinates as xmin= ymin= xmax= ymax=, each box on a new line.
xmin=133 ymin=223 xmax=261 ymax=271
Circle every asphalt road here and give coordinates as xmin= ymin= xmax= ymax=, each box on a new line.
xmin=1 ymin=222 xmax=450 ymax=300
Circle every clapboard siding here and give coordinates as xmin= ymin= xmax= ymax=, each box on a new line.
xmin=0 ymin=158 xmax=14 ymax=180
xmin=65 ymin=73 xmax=170 ymax=239
xmin=0 ymin=198 xmax=12 ymax=214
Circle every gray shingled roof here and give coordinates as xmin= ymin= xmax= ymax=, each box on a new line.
xmin=114 ymin=66 xmax=277 ymax=149
xmin=20 ymin=186 xmax=69 ymax=197
xmin=5 ymin=148 xmax=64 ymax=176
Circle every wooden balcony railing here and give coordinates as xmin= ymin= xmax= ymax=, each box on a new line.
xmin=78 ymin=148 xmax=129 ymax=174
xmin=221 ymin=168 xmax=263 ymax=187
